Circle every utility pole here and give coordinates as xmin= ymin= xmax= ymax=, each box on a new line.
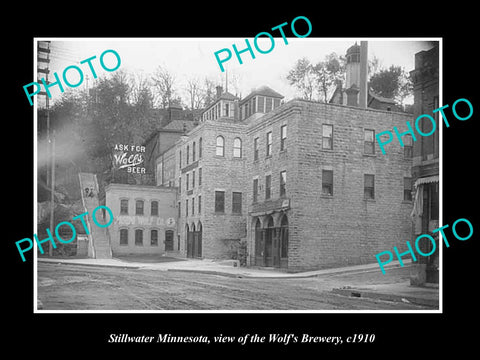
xmin=38 ymin=41 xmax=54 ymax=256
xmin=49 ymin=130 xmax=56 ymax=256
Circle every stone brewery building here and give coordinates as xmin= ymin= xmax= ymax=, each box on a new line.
xmin=105 ymin=42 xmax=420 ymax=271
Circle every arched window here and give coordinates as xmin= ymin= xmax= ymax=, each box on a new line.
xmin=216 ymin=136 xmax=224 ymax=156
xmin=233 ymin=137 xmax=242 ymax=158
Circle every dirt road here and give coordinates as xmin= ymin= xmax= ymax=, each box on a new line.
xmin=37 ymin=262 xmax=431 ymax=311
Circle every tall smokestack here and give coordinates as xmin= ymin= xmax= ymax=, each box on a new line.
xmin=359 ymin=41 xmax=368 ymax=108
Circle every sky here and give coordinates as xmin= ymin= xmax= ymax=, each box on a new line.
xmin=35 ymin=38 xmax=439 ymax=107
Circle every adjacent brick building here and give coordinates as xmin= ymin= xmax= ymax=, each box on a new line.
xmin=105 ymin=183 xmax=177 ymax=255
xmin=409 ymin=44 xmax=440 ymax=284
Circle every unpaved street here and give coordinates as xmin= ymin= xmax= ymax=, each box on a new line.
xmin=37 ymin=262 xmax=431 ymax=311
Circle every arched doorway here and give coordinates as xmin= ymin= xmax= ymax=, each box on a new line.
xmin=265 ymin=216 xmax=275 ymax=267
xmin=195 ymin=221 xmax=203 ymax=258
xmin=279 ymin=214 xmax=289 ymax=268
xmin=186 ymin=224 xmax=193 ymax=258
xmin=254 ymin=218 xmax=264 ymax=266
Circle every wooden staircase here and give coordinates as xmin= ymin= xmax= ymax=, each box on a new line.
xmin=78 ymin=172 xmax=112 ymax=259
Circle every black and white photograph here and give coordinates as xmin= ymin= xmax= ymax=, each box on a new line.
xmin=33 ymin=38 xmax=441 ymax=312
xmin=7 ymin=8 xmax=479 ymax=355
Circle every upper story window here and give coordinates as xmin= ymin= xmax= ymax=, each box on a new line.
xmin=280 ymin=125 xmax=287 ymax=151
xmin=216 ymin=136 xmax=225 ymax=156
xmin=254 ymin=137 xmax=259 ymax=161
xmin=193 ymin=141 xmax=196 ymax=162
xmin=186 ymin=145 xmax=190 ymax=164
xmin=135 ymin=200 xmax=144 ymax=215
xmin=199 ymin=137 xmax=202 ymax=158
xmin=120 ymin=199 xmax=128 ymax=215
xmin=266 ymin=132 xmax=272 ymax=157
xmin=233 ymin=138 xmax=242 ymax=158
xmin=364 ymin=129 xmax=375 ymax=155
xmin=322 ymin=124 xmax=333 ymax=150
xmin=404 ymin=134 xmax=413 ymax=159
xmin=151 ymin=201 xmax=158 ymax=216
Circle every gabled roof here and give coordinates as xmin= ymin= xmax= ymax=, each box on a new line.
xmin=240 ymin=85 xmax=284 ymax=104
xmin=218 ymin=91 xmax=239 ymax=101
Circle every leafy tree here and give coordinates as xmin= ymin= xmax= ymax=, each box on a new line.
xmin=369 ymin=65 xmax=413 ymax=106
xmin=286 ymin=57 xmax=316 ymax=100
xmin=313 ymin=53 xmax=345 ymax=102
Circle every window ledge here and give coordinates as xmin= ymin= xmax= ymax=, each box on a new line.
xmin=363 ymin=153 xmax=377 ymax=157
xmin=364 ymin=198 xmax=376 ymax=202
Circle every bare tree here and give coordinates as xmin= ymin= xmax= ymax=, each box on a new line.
xmin=185 ymin=77 xmax=204 ymax=110
xmin=152 ymin=66 xmax=177 ymax=108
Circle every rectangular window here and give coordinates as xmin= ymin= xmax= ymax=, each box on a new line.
xmin=265 ymin=175 xmax=271 ymax=200
xmin=198 ymin=195 xmax=201 ymax=214
xmin=258 ymin=96 xmax=265 ymax=113
xmin=199 ymin=137 xmax=202 ymax=158
xmin=165 ymin=230 xmax=174 ymax=251
xmin=215 ymin=191 xmax=225 ymax=213
xmin=120 ymin=199 xmax=128 ymax=215
xmin=198 ymin=168 xmax=202 ymax=186
xmin=322 ymin=124 xmax=333 ymax=150
xmin=266 ymin=132 xmax=272 ymax=157
xmin=151 ymin=230 xmax=158 ymax=246
xmin=404 ymin=134 xmax=413 ymax=159
xmin=135 ymin=200 xmax=144 ymax=215
xmin=254 ymin=137 xmax=259 ymax=161
xmin=280 ymin=171 xmax=286 ymax=197
xmin=192 ymin=197 xmax=195 ymax=215
xmin=232 ymin=192 xmax=242 ymax=214
xmin=186 ymin=199 xmax=188 ymax=217
xmin=179 ymin=150 xmax=182 ymax=168
xmin=193 ymin=141 xmax=196 ymax=162
xmin=364 ymin=174 xmax=375 ymax=199
xmin=186 ymin=173 xmax=189 ymax=191
xmin=120 ymin=229 xmax=128 ymax=245
xmin=178 ymin=176 xmax=181 ymax=193
xmin=224 ymin=102 xmax=230 ymax=117
xmin=404 ymin=177 xmax=413 ymax=201
xmin=280 ymin=125 xmax=287 ymax=151
xmin=322 ymin=170 xmax=333 ymax=196
xmin=364 ymin=129 xmax=375 ymax=155
xmin=186 ymin=145 xmax=189 ymax=164
xmin=151 ymin=201 xmax=158 ymax=216
xmin=193 ymin=170 xmax=195 ymax=188
xmin=135 ymin=229 xmax=143 ymax=246
xmin=178 ymin=201 xmax=181 ymax=218
xmin=253 ymin=178 xmax=258 ymax=203
xmin=266 ymin=97 xmax=272 ymax=112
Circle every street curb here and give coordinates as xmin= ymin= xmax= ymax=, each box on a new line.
xmin=38 ymin=259 xmax=141 ymax=270
xmin=331 ymin=287 xmax=439 ymax=308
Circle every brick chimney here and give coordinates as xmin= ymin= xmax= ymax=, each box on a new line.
xmin=345 ymin=85 xmax=359 ymax=107
xmin=216 ymin=85 xmax=223 ymax=99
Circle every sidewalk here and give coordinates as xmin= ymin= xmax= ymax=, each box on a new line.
xmin=37 ymin=256 xmax=439 ymax=308
xmin=37 ymin=255 xmax=407 ymax=278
